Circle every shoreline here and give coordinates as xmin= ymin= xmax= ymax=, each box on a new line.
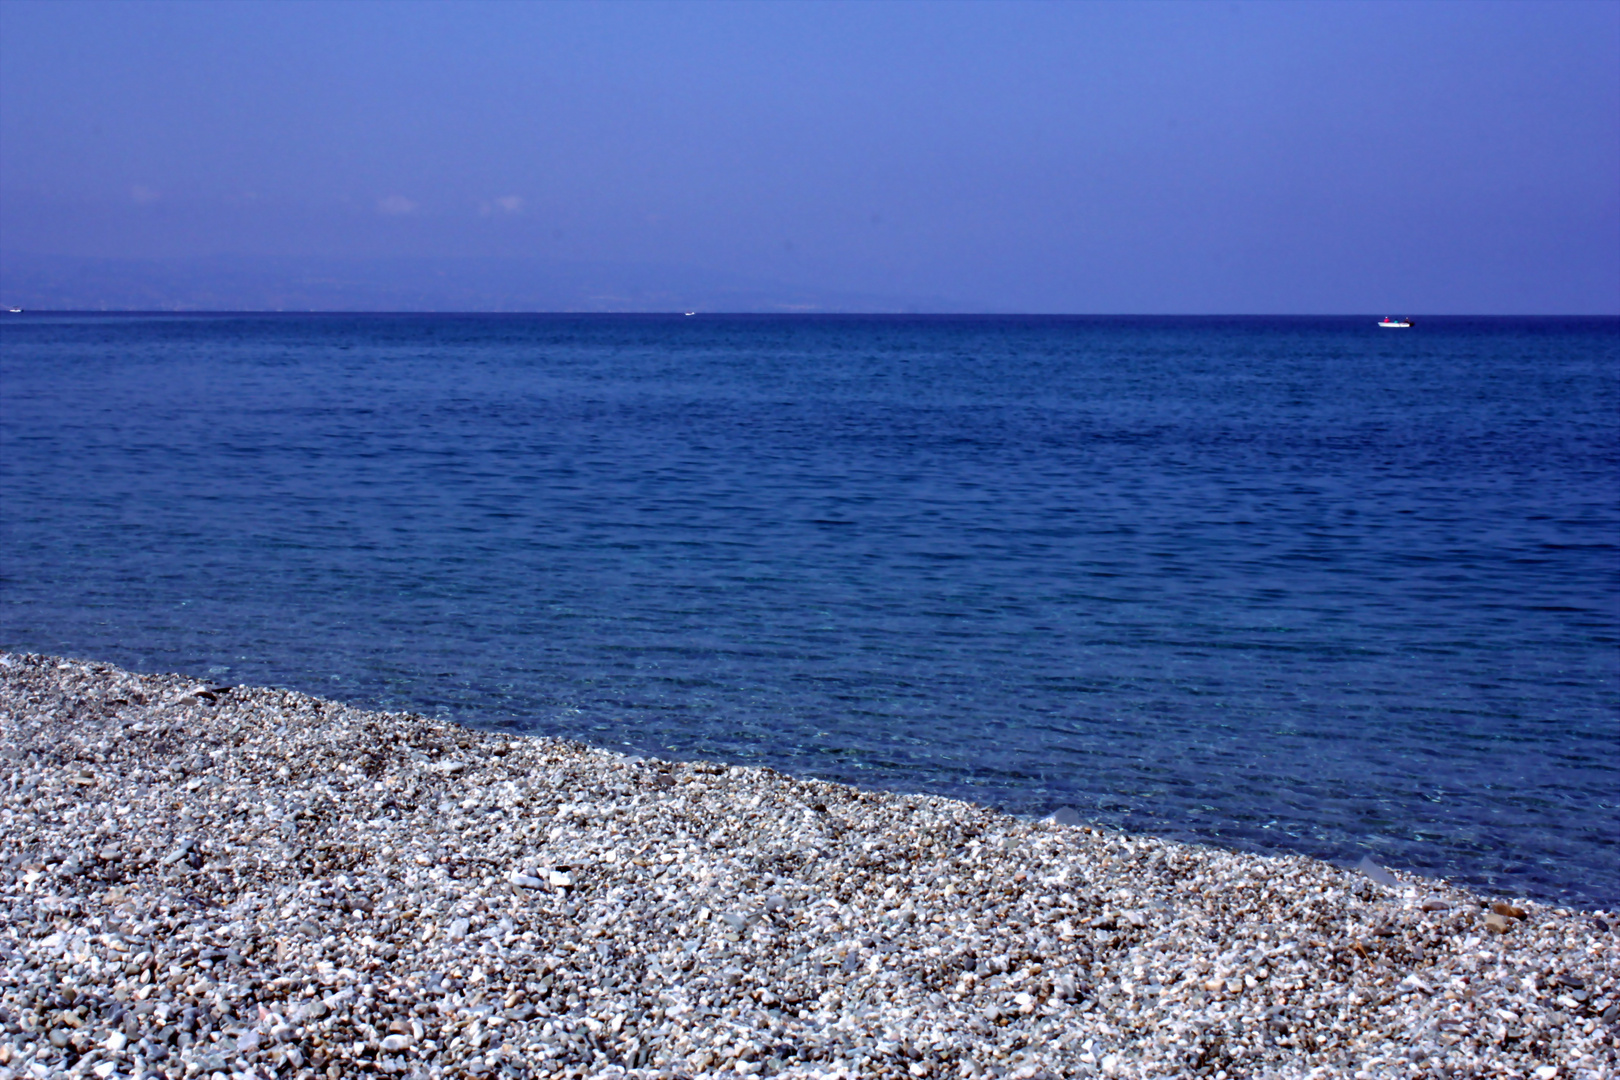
xmin=1 ymin=653 xmax=1614 ymax=1079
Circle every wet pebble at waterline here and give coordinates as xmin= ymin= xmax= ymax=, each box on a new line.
xmin=1 ymin=653 xmax=1616 ymax=1080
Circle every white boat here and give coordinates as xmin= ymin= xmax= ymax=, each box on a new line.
xmin=1378 ymin=317 xmax=1412 ymax=328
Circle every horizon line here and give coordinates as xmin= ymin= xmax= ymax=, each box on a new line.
xmin=4 ymin=309 xmax=1619 ymax=319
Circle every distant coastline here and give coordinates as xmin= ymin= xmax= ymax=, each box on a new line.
xmin=0 ymin=252 xmax=968 ymax=316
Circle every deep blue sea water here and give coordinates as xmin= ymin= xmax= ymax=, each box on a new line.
xmin=2 ymin=313 xmax=1616 ymax=907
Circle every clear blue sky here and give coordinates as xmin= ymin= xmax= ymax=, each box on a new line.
xmin=2 ymin=0 xmax=1617 ymax=313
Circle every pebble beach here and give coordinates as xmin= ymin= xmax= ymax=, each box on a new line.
xmin=1 ymin=653 xmax=1615 ymax=1080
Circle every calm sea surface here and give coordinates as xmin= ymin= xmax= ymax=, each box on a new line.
xmin=2 ymin=314 xmax=1616 ymax=906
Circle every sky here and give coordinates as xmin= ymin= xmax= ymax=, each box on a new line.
xmin=1 ymin=0 xmax=1617 ymax=313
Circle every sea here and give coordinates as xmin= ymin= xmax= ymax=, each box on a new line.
xmin=2 ymin=313 xmax=1616 ymax=908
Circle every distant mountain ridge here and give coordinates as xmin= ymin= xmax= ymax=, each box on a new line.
xmin=0 ymin=252 xmax=966 ymax=313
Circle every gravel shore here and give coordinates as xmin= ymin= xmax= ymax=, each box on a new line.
xmin=1 ymin=652 xmax=1615 ymax=1080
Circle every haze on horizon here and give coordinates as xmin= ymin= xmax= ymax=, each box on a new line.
xmin=1 ymin=0 xmax=1617 ymax=314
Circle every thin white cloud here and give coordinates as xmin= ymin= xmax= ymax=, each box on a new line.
xmin=130 ymin=185 xmax=161 ymax=204
xmin=479 ymin=195 xmax=524 ymax=216
xmin=377 ymin=194 xmax=419 ymax=216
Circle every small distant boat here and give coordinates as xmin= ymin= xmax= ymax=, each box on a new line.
xmin=6 ymin=308 xmax=19 ymax=314
xmin=684 ymin=311 xmax=696 ymax=316
xmin=1378 ymin=317 xmax=1413 ymax=328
